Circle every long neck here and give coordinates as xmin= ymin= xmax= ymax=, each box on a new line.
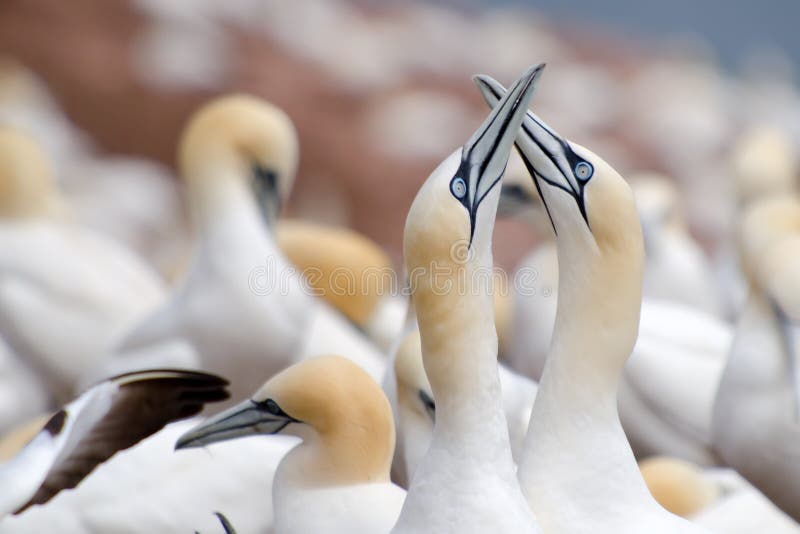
xmin=414 ymin=254 xmax=515 ymax=468
xmin=520 ymin=240 xmax=656 ymax=527
xmin=186 ymin=164 xmax=285 ymax=273
xmin=722 ymin=283 xmax=785 ymax=389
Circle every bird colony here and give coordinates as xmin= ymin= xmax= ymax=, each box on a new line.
xmin=0 ymin=31 xmax=798 ymax=534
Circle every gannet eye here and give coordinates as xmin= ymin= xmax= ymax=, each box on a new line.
xmin=574 ymin=161 xmax=593 ymax=181
xmin=450 ymin=177 xmax=467 ymax=199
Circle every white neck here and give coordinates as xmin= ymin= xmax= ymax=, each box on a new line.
xmin=519 ymin=239 xmax=659 ymax=530
xmin=415 ymin=255 xmax=517 ymax=477
xmin=185 ymin=166 xmax=290 ymax=279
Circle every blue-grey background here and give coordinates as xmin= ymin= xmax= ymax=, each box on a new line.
xmin=472 ymin=0 xmax=800 ymax=73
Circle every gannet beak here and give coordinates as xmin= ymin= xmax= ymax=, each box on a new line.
xmin=252 ymin=164 xmax=281 ymax=227
xmin=498 ymin=182 xmax=541 ymax=218
xmin=458 ymin=63 xmax=545 ymax=244
xmin=474 ymin=73 xmax=592 ymax=231
xmin=175 ymin=398 xmax=298 ymax=449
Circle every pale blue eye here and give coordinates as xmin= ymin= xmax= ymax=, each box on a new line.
xmin=450 ymin=177 xmax=467 ymax=199
xmin=575 ymin=161 xmax=593 ymax=181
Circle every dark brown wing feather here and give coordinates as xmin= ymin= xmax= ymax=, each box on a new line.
xmin=16 ymin=369 xmax=229 ymax=513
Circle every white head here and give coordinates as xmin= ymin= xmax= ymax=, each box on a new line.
xmin=178 ymin=95 xmax=299 ymax=226
xmin=176 ymin=355 xmax=395 ymax=487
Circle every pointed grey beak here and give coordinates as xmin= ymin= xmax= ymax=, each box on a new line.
xmin=456 ymin=63 xmax=545 ymax=244
xmin=175 ymin=398 xmax=298 ymax=449
xmin=475 ymin=74 xmax=593 ymax=231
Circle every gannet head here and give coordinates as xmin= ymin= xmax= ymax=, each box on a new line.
xmin=630 ymin=173 xmax=685 ymax=234
xmin=475 ymin=74 xmax=644 ymax=364
xmin=404 ymin=65 xmax=543 ymax=276
xmin=639 ymin=456 xmax=720 ymax=518
xmin=178 ymin=95 xmax=299 ymax=226
xmin=403 ymin=65 xmax=542 ymax=396
xmin=739 ymin=195 xmax=800 ymax=281
xmin=275 ymin=219 xmax=393 ymax=326
xmin=176 ymin=355 xmax=395 ymax=483
xmin=733 ymin=125 xmax=797 ymax=206
xmin=0 ymin=126 xmax=61 ymax=218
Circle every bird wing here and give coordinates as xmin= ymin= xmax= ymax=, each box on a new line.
xmin=0 ymin=277 xmax=120 ymax=394
xmin=0 ymin=369 xmax=228 ymax=516
xmin=621 ymin=302 xmax=732 ymax=460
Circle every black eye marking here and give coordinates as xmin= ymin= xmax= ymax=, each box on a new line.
xmin=481 ymin=81 xmax=592 ymax=231
xmin=251 ymin=164 xmax=281 ymax=223
xmin=252 ymin=164 xmax=278 ymax=191
xmin=418 ymin=390 xmax=436 ymax=422
xmin=253 ymin=398 xmax=299 ymax=422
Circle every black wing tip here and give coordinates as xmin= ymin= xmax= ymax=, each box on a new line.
xmin=43 ymin=409 xmax=67 ymax=436
xmin=111 ymin=369 xmax=230 ymax=387
xmin=214 ymin=512 xmax=237 ymax=534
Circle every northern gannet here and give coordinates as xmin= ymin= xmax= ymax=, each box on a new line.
xmin=389 ymin=329 xmax=537 ymax=488
xmin=276 ymin=219 xmax=407 ymax=351
xmin=714 ymin=124 xmax=799 ymax=316
xmin=476 ymin=74 xmax=709 ymax=533
xmin=0 ymin=59 xmax=190 ymax=280
xmin=640 ymin=456 xmax=800 ymax=533
xmin=391 ymin=65 xmax=543 ymax=534
xmin=631 ymin=174 xmax=724 ymax=317
xmin=0 ymin=369 xmax=228 ymax=517
xmin=0 ymin=126 xmax=165 ymax=402
xmin=711 ymin=194 xmax=800 ymax=522
xmin=497 ymin=136 xmax=732 ymax=466
xmin=177 ymin=355 xmax=405 ymax=534
xmin=98 ymin=95 xmax=385 ymax=400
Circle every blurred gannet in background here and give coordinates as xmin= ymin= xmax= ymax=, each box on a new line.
xmin=0 ymin=127 xmax=165 ymax=402
xmin=98 ymin=95 xmax=385 ymax=401
xmin=631 ymin=173 xmax=723 ymax=316
xmin=0 ymin=336 xmax=48 ymax=434
xmin=177 ymin=355 xmax=406 ymax=534
xmin=0 ymin=369 xmax=228 ymax=518
xmin=0 ymin=58 xmax=190 ymax=279
xmin=640 ymin=456 xmax=800 ymax=533
xmin=0 ymin=392 xmax=285 ymax=532
xmin=715 ymin=124 xmax=799 ymax=315
xmin=477 ymin=74 xmax=709 ymax=533
xmin=712 ymin=194 xmax=800 ymax=522
xmin=497 ymin=134 xmax=732 ymax=466
xmin=392 ymin=65 xmax=542 ymax=534
xmin=276 ymin=219 xmax=407 ymax=351
xmin=388 ymin=328 xmax=537 ymax=488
